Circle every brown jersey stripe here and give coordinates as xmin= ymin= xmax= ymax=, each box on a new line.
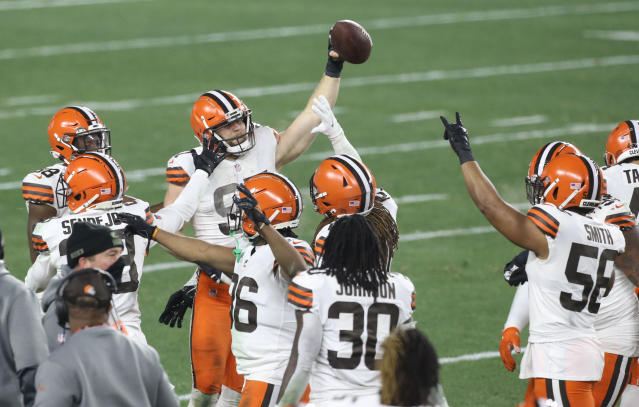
xmin=300 ymin=254 xmax=314 ymax=266
xmin=289 ymin=284 xmax=312 ymax=299
xmin=22 ymin=183 xmax=54 ymax=193
xmin=528 ymin=207 xmax=560 ymax=230
xmin=287 ymin=293 xmax=312 ymax=308
xmin=23 ymin=194 xmax=54 ymax=203
xmin=528 ymin=215 xmax=558 ymax=238
xmin=22 ymin=188 xmax=54 ymax=198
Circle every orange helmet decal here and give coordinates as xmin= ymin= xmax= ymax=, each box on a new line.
xmin=536 ymin=153 xmax=603 ymax=210
xmin=48 ymin=106 xmax=111 ymax=163
xmin=64 ymin=152 xmax=126 ymax=213
xmin=190 ymin=90 xmax=255 ymax=155
xmin=310 ymin=155 xmax=376 ymax=217
xmin=604 ymin=120 xmax=639 ymax=166
xmin=228 ymin=171 xmax=303 ymax=238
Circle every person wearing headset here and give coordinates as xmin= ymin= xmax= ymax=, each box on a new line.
xmin=34 ymin=268 xmax=178 ymax=407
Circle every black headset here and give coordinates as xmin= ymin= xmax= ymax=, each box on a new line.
xmin=55 ymin=268 xmax=118 ymax=328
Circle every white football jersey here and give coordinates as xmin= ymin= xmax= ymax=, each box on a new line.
xmin=165 ymin=124 xmax=278 ymax=247
xmin=22 ymin=163 xmax=68 ymax=216
xmin=228 ymin=237 xmax=314 ymax=384
xmin=288 ymin=270 xmax=415 ymax=403
xmin=596 ymin=164 xmax=639 ymax=356
xmin=521 ymin=203 xmax=625 ymax=380
xmin=28 ymin=198 xmax=154 ymax=343
xmin=312 ymin=189 xmax=397 ymax=262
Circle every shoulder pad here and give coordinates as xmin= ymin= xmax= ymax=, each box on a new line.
xmin=527 ymin=204 xmax=560 ymax=239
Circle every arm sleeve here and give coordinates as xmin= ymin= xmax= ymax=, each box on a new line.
xmin=25 ymin=253 xmax=56 ymax=292
xmin=9 ymin=289 xmax=49 ymax=371
xmin=278 ymin=310 xmax=323 ymax=406
xmin=504 ymin=283 xmax=530 ymax=330
xmin=328 ymin=129 xmax=362 ymax=161
xmin=154 ymin=169 xmax=209 ymax=232
xmin=34 ymin=361 xmax=77 ymax=407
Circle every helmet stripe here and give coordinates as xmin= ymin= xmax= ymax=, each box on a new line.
xmin=216 ymin=90 xmax=241 ymax=109
xmin=83 ymin=152 xmax=124 ymax=198
xmin=269 ymin=172 xmax=302 ymax=219
xmin=535 ymin=142 xmax=563 ymax=176
xmin=203 ymin=90 xmax=238 ymax=114
xmin=330 ymin=155 xmax=373 ymax=213
xmin=67 ymin=106 xmax=101 ymax=125
xmin=576 ymin=155 xmax=599 ymax=201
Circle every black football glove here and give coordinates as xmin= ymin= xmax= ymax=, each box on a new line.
xmin=158 ymin=285 xmax=196 ymax=328
xmin=234 ymin=184 xmax=270 ymax=230
xmin=440 ymin=112 xmax=475 ymax=164
xmin=503 ymin=250 xmax=529 ymax=286
xmin=116 ymin=213 xmax=157 ymax=240
xmin=191 ymin=138 xmax=226 ymax=176
xmin=325 ymin=34 xmax=344 ymax=78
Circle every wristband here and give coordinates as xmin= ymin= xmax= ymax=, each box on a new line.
xmin=151 ymin=227 xmax=159 ymax=240
xmin=458 ymin=150 xmax=475 ymax=165
xmin=325 ymin=57 xmax=344 ymax=78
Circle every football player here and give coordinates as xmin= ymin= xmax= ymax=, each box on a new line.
xmin=22 ymin=106 xmax=111 ymax=263
xmin=604 ymin=120 xmax=639 ymax=407
xmin=277 ymin=214 xmax=416 ymax=407
xmin=501 ymin=132 xmax=639 ymax=407
xmin=118 ymin=172 xmax=313 ymax=407
xmin=159 ymin=36 xmax=353 ymax=407
xmin=306 ymin=98 xmax=398 ymax=264
xmin=441 ymin=112 xmax=639 ymax=406
xmin=25 ymin=150 xmax=215 ymax=345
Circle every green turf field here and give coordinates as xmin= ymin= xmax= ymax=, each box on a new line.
xmin=2 ymin=0 xmax=639 ymax=405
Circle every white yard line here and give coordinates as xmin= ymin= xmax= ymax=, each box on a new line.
xmin=2 ymin=2 xmax=639 ymax=58
xmin=0 ymin=0 xmax=143 ymax=11
xmin=5 ymin=94 xmax=57 ymax=106
xmin=2 ymin=54 xmax=638 ymax=121
xmin=390 ymin=110 xmax=444 ymax=123
xmin=584 ymin=30 xmax=639 ymax=41
xmin=0 ymin=122 xmax=612 ymax=190
xmin=491 ymin=115 xmax=547 ymax=127
xmin=394 ymin=194 xmax=448 ymax=204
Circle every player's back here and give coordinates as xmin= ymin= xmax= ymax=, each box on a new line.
xmin=525 ymin=203 xmax=625 ymax=343
xmin=289 ymin=269 xmax=415 ymax=403
xmin=229 ymin=237 xmax=314 ymax=384
xmin=594 ymin=164 xmax=639 ymax=355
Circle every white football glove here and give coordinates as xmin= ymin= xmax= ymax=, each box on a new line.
xmin=311 ymin=95 xmax=343 ymax=139
xmin=310 ymin=95 xmax=361 ymax=161
xmin=589 ymin=194 xmax=636 ymax=230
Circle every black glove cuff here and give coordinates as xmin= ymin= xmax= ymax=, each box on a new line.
xmin=457 ymin=149 xmax=475 ymax=165
xmin=325 ymin=57 xmax=344 ymax=78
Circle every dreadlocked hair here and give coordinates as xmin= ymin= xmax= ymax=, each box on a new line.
xmin=380 ymin=328 xmax=440 ymax=406
xmin=320 ymin=214 xmax=388 ymax=296
xmin=366 ymin=200 xmax=399 ymax=270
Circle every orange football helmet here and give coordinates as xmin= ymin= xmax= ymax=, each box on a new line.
xmin=190 ymin=90 xmax=255 ymax=155
xmin=48 ymin=106 xmax=111 ymax=163
xmin=310 ymin=154 xmax=376 ymax=217
xmin=604 ymin=120 xmax=639 ymax=166
xmin=528 ymin=153 xmax=603 ymax=210
xmin=525 ymin=141 xmax=582 ymax=204
xmin=64 ymin=152 xmax=127 ymax=213
xmin=228 ymin=172 xmax=303 ymax=238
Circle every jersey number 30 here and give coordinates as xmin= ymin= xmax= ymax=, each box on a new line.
xmin=327 ymin=301 xmax=399 ymax=370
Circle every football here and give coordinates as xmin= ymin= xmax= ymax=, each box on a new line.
xmin=329 ymin=20 xmax=372 ymax=64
